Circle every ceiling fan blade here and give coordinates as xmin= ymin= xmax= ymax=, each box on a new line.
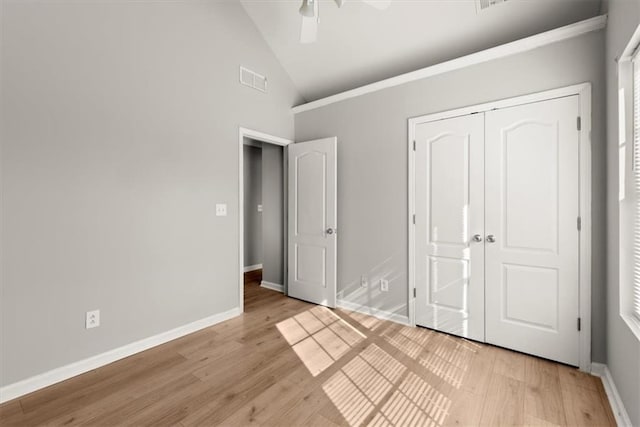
xmin=300 ymin=15 xmax=318 ymax=43
xmin=361 ymin=0 xmax=391 ymax=10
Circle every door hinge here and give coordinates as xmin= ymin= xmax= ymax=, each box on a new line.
xmin=577 ymin=116 xmax=581 ymax=131
xmin=413 ymin=288 xmax=416 ymax=298
xmin=577 ymin=216 xmax=582 ymax=231
xmin=413 ymin=140 xmax=416 ymax=151
xmin=577 ymin=317 xmax=581 ymax=331
xmin=413 ymin=214 xmax=416 ymax=225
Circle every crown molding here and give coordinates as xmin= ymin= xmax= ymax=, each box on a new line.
xmin=292 ymin=14 xmax=607 ymax=114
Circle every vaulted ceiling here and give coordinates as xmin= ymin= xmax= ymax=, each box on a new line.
xmin=240 ymin=0 xmax=602 ymax=102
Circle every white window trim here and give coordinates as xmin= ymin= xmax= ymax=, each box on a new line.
xmin=617 ymin=23 xmax=640 ymax=342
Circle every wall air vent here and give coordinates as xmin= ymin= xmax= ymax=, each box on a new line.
xmin=239 ymin=66 xmax=267 ymax=93
xmin=477 ymin=0 xmax=507 ymax=12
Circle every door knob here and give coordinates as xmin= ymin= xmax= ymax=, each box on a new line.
xmin=486 ymin=234 xmax=496 ymax=243
xmin=326 ymin=228 xmax=335 ymax=235
xmin=472 ymin=234 xmax=482 ymax=242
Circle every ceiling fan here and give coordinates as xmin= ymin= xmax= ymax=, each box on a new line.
xmin=299 ymin=0 xmax=392 ymax=43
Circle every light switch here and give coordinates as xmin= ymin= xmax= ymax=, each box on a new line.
xmin=257 ymin=204 xmax=263 ymax=212
xmin=216 ymin=204 xmax=227 ymax=217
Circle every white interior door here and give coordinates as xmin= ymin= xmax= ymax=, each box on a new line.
xmin=287 ymin=137 xmax=337 ymax=308
xmin=414 ymin=114 xmax=485 ymax=341
xmin=484 ymin=96 xmax=581 ymax=366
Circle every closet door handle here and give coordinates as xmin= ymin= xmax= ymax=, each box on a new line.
xmin=472 ymin=234 xmax=483 ymax=242
xmin=486 ymin=234 xmax=496 ymax=243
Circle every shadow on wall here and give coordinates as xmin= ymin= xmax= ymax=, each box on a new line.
xmin=339 ymin=255 xmax=408 ymax=320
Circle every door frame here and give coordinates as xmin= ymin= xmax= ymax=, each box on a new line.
xmin=238 ymin=127 xmax=293 ymax=313
xmin=407 ymin=83 xmax=592 ymax=372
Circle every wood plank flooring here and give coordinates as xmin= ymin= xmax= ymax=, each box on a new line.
xmin=0 ymin=271 xmax=616 ymax=426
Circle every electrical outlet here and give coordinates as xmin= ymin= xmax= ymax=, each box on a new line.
xmin=215 ymin=204 xmax=227 ymax=217
xmin=380 ymin=279 xmax=389 ymax=292
xmin=86 ymin=310 xmax=100 ymax=329
xmin=257 ymin=204 xmax=263 ymax=212
xmin=360 ymin=275 xmax=368 ymax=288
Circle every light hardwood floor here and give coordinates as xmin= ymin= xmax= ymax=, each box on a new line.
xmin=0 ymin=271 xmax=616 ymax=426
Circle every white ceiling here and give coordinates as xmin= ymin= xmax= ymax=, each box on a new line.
xmin=240 ymin=0 xmax=602 ymax=102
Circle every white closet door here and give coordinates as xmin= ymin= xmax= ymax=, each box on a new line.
xmin=485 ymin=96 xmax=580 ymax=366
xmin=288 ymin=137 xmax=337 ymax=308
xmin=415 ymin=114 xmax=485 ymax=341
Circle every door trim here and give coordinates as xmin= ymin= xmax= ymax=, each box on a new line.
xmin=238 ymin=127 xmax=293 ymax=314
xmin=407 ymin=83 xmax=592 ymax=371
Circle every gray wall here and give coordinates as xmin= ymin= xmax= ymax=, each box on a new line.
xmin=604 ymin=1 xmax=640 ymax=424
xmin=243 ymin=145 xmax=262 ymax=267
xmin=295 ymin=31 xmax=607 ymax=362
xmin=0 ymin=0 xmax=299 ymax=386
xmin=261 ymin=144 xmax=285 ymax=285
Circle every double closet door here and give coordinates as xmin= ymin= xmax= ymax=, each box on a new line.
xmin=414 ymin=96 xmax=581 ymax=366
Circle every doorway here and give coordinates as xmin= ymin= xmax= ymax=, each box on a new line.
xmin=238 ymin=128 xmax=339 ymax=312
xmin=238 ymin=128 xmax=292 ymax=312
xmin=408 ymin=84 xmax=593 ymax=371
xmin=243 ymin=138 xmax=286 ymax=297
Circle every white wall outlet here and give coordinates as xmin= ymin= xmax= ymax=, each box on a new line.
xmin=86 ymin=310 xmax=100 ymax=329
xmin=215 ymin=203 xmax=227 ymax=217
xmin=257 ymin=204 xmax=263 ymax=212
xmin=360 ymin=275 xmax=368 ymax=288
xmin=380 ymin=279 xmax=389 ymax=292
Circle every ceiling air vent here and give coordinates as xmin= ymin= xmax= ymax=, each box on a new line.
xmin=239 ymin=66 xmax=267 ymax=93
xmin=477 ymin=0 xmax=507 ymax=12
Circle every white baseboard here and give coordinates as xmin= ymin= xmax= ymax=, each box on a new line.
xmin=0 ymin=307 xmax=241 ymax=404
xmin=243 ymin=264 xmax=263 ymax=273
xmin=260 ymin=281 xmax=284 ymax=293
xmin=337 ymin=299 xmax=410 ymax=326
xmin=591 ymin=363 xmax=633 ymax=427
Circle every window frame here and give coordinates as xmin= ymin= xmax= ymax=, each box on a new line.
xmin=617 ymin=24 xmax=640 ymax=341
xmin=633 ymin=54 xmax=640 ymax=323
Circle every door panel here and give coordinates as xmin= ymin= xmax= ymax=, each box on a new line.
xmin=502 ymin=264 xmax=559 ymax=330
xmin=485 ymin=96 xmax=580 ymax=366
xmin=415 ymin=114 xmax=485 ymax=341
xmin=295 ymin=244 xmax=326 ymax=285
xmin=502 ymin=121 xmax=559 ymax=253
xmin=296 ymin=151 xmax=326 ymax=237
xmin=288 ymin=137 xmax=337 ymax=308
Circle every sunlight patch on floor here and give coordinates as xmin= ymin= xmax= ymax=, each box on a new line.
xmin=323 ymin=370 xmax=376 ymax=426
xmin=359 ymin=344 xmax=406 ymax=383
xmin=396 ymin=372 xmax=451 ymax=424
xmin=322 ymin=344 xmax=403 ymax=426
xmin=381 ymin=324 xmax=436 ymax=359
xmin=418 ymin=336 xmax=476 ymax=388
xmin=276 ymin=306 xmax=366 ymax=377
xmin=277 ymin=307 xmax=465 ymax=426
xmin=342 ymin=355 xmax=394 ymax=405
xmin=322 ymin=344 xmax=451 ymax=427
